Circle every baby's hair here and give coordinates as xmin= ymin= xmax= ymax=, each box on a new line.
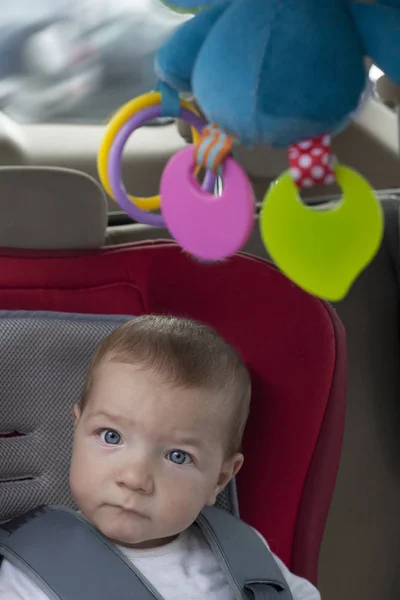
xmin=81 ymin=315 xmax=251 ymax=456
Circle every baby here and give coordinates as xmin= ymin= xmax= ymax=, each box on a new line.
xmin=0 ymin=315 xmax=320 ymax=600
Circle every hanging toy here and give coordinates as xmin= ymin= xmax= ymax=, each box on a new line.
xmin=99 ymin=0 xmax=400 ymax=300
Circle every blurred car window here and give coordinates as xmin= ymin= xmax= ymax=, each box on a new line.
xmin=0 ymin=0 xmax=188 ymax=124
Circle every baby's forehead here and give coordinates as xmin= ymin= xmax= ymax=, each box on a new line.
xmin=96 ymin=358 xmax=227 ymax=397
xmin=89 ymin=360 xmax=228 ymax=417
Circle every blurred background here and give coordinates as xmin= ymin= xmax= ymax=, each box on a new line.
xmin=0 ymin=0 xmax=188 ymax=124
xmin=0 ymin=1 xmax=393 ymax=128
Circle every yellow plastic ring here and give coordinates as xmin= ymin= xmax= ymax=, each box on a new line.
xmin=98 ymin=91 xmax=201 ymax=211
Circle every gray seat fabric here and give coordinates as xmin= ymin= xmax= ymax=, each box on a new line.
xmin=0 ymin=312 xmax=131 ymax=522
xmin=0 ymin=311 xmax=237 ymax=525
xmin=0 ymin=167 xmax=107 ymax=249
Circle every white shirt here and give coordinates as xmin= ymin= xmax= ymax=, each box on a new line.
xmin=0 ymin=523 xmax=320 ymax=600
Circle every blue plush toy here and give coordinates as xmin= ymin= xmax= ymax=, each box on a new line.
xmin=157 ymin=0 xmax=400 ymax=147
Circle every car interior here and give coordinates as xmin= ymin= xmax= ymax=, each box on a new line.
xmin=0 ymin=2 xmax=400 ymax=600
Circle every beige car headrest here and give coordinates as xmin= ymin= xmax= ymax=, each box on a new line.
xmin=0 ymin=167 xmax=107 ymax=249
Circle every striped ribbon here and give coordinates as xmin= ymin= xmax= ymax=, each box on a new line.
xmin=194 ymin=123 xmax=237 ymax=172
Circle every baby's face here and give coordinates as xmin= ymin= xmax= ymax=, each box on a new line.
xmin=69 ymin=361 xmax=242 ymax=548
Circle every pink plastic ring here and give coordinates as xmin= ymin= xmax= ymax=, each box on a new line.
xmin=160 ymin=146 xmax=256 ymax=261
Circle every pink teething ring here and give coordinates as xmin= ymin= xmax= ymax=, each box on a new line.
xmin=160 ymin=146 xmax=255 ymax=261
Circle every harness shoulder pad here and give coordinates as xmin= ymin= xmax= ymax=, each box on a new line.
xmin=0 ymin=506 xmax=162 ymax=600
xmin=198 ymin=506 xmax=294 ymax=600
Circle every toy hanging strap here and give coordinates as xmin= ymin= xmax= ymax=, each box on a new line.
xmin=288 ymin=135 xmax=336 ymax=189
xmin=194 ymin=123 xmax=237 ymax=173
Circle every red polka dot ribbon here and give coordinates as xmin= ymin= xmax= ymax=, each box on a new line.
xmin=288 ymin=134 xmax=336 ymax=189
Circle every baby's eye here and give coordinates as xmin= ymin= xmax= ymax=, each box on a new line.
xmin=99 ymin=429 xmax=122 ymax=445
xmin=167 ymin=450 xmax=193 ymax=465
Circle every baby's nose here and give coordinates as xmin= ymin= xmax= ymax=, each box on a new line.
xmin=117 ymin=457 xmax=154 ymax=495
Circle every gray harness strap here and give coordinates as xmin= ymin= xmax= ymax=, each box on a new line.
xmin=0 ymin=506 xmax=164 ymax=600
xmin=0 ymin=505 xmax=293 ymax=600
xmin=199 ymin=507 xmax=293 ymax=600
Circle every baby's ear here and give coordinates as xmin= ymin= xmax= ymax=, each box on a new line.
xmin=72 ymin=404 xmax=81 ymax=427
xmin=351 ymin=1 xmax=400 ymax=84
xmin=206 ymin=453 xmax=244 ymax=506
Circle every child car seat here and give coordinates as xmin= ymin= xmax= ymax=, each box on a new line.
xmin=106 ymin=190 xmax=400 ymax=600
xmin=0 ymin=236 xmax=346 ymax=586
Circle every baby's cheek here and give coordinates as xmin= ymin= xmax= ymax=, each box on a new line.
xmin=69 ymin=464 xmax=85 ymax=504
xmin=164 ymin=476 xmax=210 ymax=518
xmin=70 ymin=455 xmax=95 ymax=506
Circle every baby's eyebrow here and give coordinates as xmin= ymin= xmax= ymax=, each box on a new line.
xmin=87 ymin=410 xmax=132 ymax=426
xmin=173 ymin=435 xmax=205 ymax=449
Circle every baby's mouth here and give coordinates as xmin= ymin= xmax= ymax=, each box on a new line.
xmin=119 ymin=505 xmax=148 ymax=519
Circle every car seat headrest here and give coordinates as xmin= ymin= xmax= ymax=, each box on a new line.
xmin=0 ymin=167 xmax=107 ymax=250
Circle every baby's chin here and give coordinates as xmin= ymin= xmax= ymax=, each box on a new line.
xmin=86 ymin=508 xmax=175 ymax=548
xmin=92 ymin=513 xmax=144 ymax=542
xmin=102 ymin=520 xmax=179 ymax=549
